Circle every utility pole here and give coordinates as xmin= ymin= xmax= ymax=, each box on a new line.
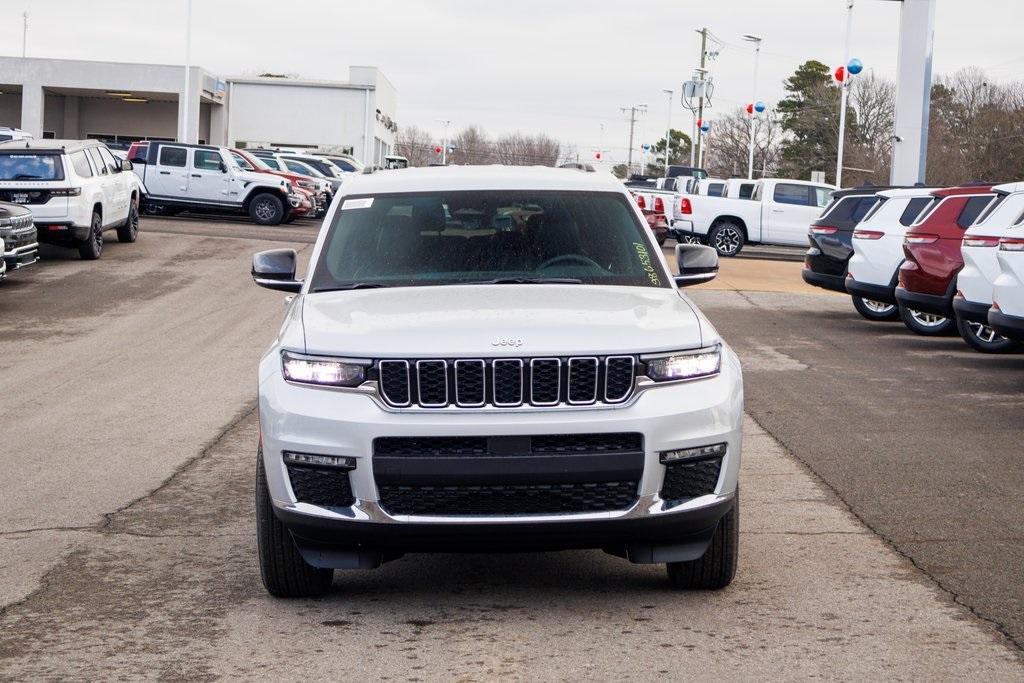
xmin=21 ymin=11 xmax=29 ymax=58
xmin=438 ymin=119 xmax=451 ymax=164
xmin=835 ymin=0 xmax=854 ymax=188
xmin=743 ymin=34 xmax=763 ymax=179
xmin=620 ymin=104 xmax=647 ymax=176
xmin=180 ymin=0 xmax=193 ymax=143
xmin=660 ymin=89 xmax=673 ymax=176
xmin=693 ymin=28 xmax=709 ymax=168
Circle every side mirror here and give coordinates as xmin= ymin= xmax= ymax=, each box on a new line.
xmin=252 ymin=249 xmax=302 ymax=292
xmin=120 ymin=158 xmax=133 ymax=172
xmin=219 ymin=161 xmax=229 ymax=173
xmin=674 ymin=243 xmax=718 ymax=287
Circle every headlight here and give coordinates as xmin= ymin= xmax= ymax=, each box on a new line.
xmin=281 ymin=351 xmax=368 ymax=387
xmin=297 ymin=179 xmax=316 ymax=190
xmin=644 ymin=345 xmax=721 ymax=382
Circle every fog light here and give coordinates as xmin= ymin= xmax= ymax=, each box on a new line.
xmin=283 ymin=451 xmax=356 ymax=470
xmin=660 ymin=443 xmax=727 ymax=464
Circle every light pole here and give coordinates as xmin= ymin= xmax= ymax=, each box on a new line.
xmin=179 ymin=0 xmax=193 ymax=143
xmin=660 ymin=89 xmax=673 ymax=176
xmin=835 ymin=0 xmax=854 ymax=188
xmin=742 ymin=34 xmax=762 ymax=180
xmin=21 ymin=11 xmax=28 ymax=58
xmin=437 ymin=120 xmax=451 ymax=165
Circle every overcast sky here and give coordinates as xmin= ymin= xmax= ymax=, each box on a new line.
xmin=2 ymin=1 xmax=1021 ymax=165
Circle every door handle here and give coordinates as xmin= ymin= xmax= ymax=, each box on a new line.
xmin=191 ymin=174 xmax=202 ymax=178
xmin=159 ymin=171 xmax=170 ymax=175
xmin=771 ymin=209 xmax=784 ymax=213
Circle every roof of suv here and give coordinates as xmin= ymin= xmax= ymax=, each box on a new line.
xmin=339 ymin=165 xmax=626 ymax=194
xmin=992 ymin=181 xmax=1024 ymax=194
xmin=0 ymin=139 xmax=104 ymax=153
xmin=876 ymin=187 xmax=936 ymax=199
xmin=931 ymin=184 xmax=995 ymax=197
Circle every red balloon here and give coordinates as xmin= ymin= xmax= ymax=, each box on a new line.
xmin=834 ymin=66 xmax=845 ymax=83
xmin=434 ymin=146 xmax=442 ymax=153
xmin=696 ymin=118 xmax=703 ymax=127
xmin=595 ymin=152 xmax=601 ymax=160
xmin=745 ymin=103 xmax=754 ymax=115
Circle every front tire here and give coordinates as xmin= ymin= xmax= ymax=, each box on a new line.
xmin=708 ymin=222 xmax=745 ymax=257
xmin=117 ymin=200 xmax=139 ymax=243
xmin=852 ymin=296 xmax=900 ymax=321
xmin=898 ymin=303 xmax=955 ymax=336
xmin=666 ymin=491 xmax=738 ymax=590
xmin=256 ymin=448 xmax=334 ymax=598
xmin=956 ymin=315 xmax=1021 ymax=353
xmin=78 ymin=210 xmax=104 ymax=260
xmin=249 ymin=193 xmax=285 ymax=226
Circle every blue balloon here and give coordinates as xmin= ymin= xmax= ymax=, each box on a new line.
xmin=847 ymin=58 xmax=863 ymax=75
xmin=700 ymin=122 xmax=710 ymax=133
xmin=642 ymin=143 xmax=651 ymax=151
xmin=754 ymin=101 xmax=766 ymax=113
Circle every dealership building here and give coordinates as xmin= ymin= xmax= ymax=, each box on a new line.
xmin=0 ymin=57 xmax=398 ymax=164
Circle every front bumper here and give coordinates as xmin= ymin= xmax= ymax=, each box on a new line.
xmin=258 ymin=346 xmax=744 ymax=562
xmin=988 ymin=308 xmax=1024 ymax=342
xmin=895 ymin=286 xmax=954 ymax=317
xmin=3 ymin=237 xmax=40 ymax=270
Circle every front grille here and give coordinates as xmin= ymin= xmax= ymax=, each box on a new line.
xmin=660 ymin=456 xmax=723 ymax=505
xmin=376 ymin=355 xmax=636 ymax=408
xmin=378 ymin=481 xmax=639 ymax=516
xmin=373 ymin=433 xmax=643 ymax=516
xmin=286 ymin=464 xmax=354 ymax=507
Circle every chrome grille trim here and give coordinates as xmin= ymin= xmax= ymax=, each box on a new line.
xmin=453 ymin=359 xmax=486 ymax=407
xmin=529 ymin=358 xmax=561 ymax=406
xmin=415 ymin=360 xmax=449 ymax=407
xmin=378 ymin=360 xmax=411 ymax=407
xmin=491 ymin=358 xmax=524 ymax=407
xmin=604 ymin=355 xmax=636 ymax=403
xmin=567 ymin=357 xmax=599 ymax=405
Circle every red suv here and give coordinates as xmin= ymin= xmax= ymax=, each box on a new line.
xmin=894 ymin=185 xmax=1001 ymax=344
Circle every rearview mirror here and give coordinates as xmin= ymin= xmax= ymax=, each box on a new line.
xmin=252 ymin=249 xmax=302 ymax=292
xmin=674 ymin=243 xmax=718 ymax=287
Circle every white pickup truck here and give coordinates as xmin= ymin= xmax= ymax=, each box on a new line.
xmin=671 ymin=178 xmax=835 ymax=256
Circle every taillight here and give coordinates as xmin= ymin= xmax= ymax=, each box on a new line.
xmin=635 ymin=194 xmax=646 ymax=210
xmin=853 ymin=230 xmax=884 ymax=240
xmin=654 ymin=196 xmax=665 ymax=214
xmin=679 ymin=198 xmax=692 ymax=215
xmin=50 ymin=188 xmax=82 ymax=197
xmin=905 ymin=234 xmax=939 ymax=244
xmin=999 ymin=237 xmax=1024 ymax=252
xmin=809 ymin=225 xmax=839 ymax=235
xmin=963 ymin=235 xmax=1001 ymax=248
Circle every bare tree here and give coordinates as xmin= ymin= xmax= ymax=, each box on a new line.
xmin=394 ymin=125 xmax=436 ymax=167
xmin=704 ymin=108 xmax=783 ymax=179
xmin=492 ymin=132 xmax=561 ymax=166
xmin=449 ymin=125 xmax=493 ymax=165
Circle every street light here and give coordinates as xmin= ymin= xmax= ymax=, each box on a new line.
xmin=437 ymin=119 xmax=451 ymax=164
xmin=179 ymin=0 xmax=193 ymax=143
xmin=836 ymin=0 xmax=855 ymax=188
xmin=742 ymin=34 xmax=762 ymax=180
xmin=660 ymin=88 xmax=673 ymax=176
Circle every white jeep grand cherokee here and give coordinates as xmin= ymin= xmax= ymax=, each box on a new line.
xmin=252 ymin=166 xmax=743 ymax=597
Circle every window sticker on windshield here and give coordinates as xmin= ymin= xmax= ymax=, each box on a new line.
xmin=342 ymin=197 xmax=374 ymax=210
xmin=633 ymin=242 xmax=662 ymax=286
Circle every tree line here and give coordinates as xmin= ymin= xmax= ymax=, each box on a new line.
xmin=395 ymin=125 xmax=563 ymax=167
xmin=704 ymin=61 xmax=1024 ymax=187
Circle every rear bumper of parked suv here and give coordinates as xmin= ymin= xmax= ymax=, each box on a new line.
xmin=952 ymin=296 xmax=990 ymax=324
xmin=801 ymin=267 xmax=847 ymax=293
xmin=845 ymin=275 xmax=897 ymax=304
xmin=258 ymin=346 xmax=744 ymax=568
xmin=895 ymin=282 xmax=956 ymax=317
xmin=988 ymin=308 xmax=1024 ymax=342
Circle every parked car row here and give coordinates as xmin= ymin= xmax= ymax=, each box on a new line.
xmin=0 ymin=138 xmax=141 ymax=265
xmin=803 ymin=181 xmax=1024 ymax=352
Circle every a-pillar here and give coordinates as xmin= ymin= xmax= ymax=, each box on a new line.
xmin=20 ymin=83 xmax=44 ymax=139
xmin=890 ymin=0 xmax=936 ymax=184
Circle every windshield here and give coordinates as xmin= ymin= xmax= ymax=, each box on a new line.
xmin=309 ymin=190 xmax=670 ymax=291
xmin=0 ymin=153 xmax=65 ymax=181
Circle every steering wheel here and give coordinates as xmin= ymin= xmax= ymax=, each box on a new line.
xmin=537 ymin=254 xmax=603 ymax=271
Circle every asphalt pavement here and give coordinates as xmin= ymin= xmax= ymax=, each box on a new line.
xmin=0 ymin=218 xmax=1021 ymax=678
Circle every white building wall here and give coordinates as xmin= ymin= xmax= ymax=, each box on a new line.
xmin=0 ymin=94 xmax=23 ymax=129
xmin=227 ymin=82 xmax=369 ymax=151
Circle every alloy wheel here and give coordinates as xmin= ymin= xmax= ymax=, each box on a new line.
xmin=863 ymin=299 xmax=895 ymax=315
xmin=254 ymin=199 xmax=275 ymax=222
xmin=713 ymin=227 xmax=741 ymax=255
xmin=909 ymin=309 xmax=947 ymax=328
xmin=966 ymin=320 xmax=1001 ymax=344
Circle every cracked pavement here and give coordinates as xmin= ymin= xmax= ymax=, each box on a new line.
xmin=0 ymin=223 xmax=1021 ymax=678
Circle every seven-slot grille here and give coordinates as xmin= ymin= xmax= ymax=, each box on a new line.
xmin=376 ymin=356 xmax=636 ymax=408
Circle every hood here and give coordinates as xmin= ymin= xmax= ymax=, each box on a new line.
xmin=299 ymin=284 xmax=706 ymax=357
xmin=236 ymin=169 xmax=290 ymax=188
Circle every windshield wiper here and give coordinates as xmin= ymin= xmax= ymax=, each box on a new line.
xmin=313 ymin=283 xmax=391 ymax=292
xmin=467 ymin=277 xmax=584 ymax=285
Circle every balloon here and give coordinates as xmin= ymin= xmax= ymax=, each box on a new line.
xmin=434 ymin=146 xmax=442 ymax=153
xmin=847 ymin=58 xmax=863 ymax=75
xmin=700 ymin=122 xmax=710 ymax=133
xmin=834 ymin=65 xmax=845 ymax=83
xmin=745 ymin=103 xmax=754 ymax=115
xmin=754 ymin=101 xmax=766 ymax=113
